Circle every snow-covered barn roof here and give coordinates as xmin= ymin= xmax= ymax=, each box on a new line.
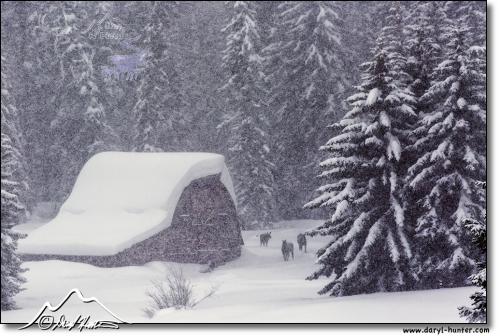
xmin=18 ymin=152 xmax=236 ymax=256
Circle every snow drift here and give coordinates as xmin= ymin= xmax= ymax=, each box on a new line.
xmin=18 ymin=152 xmax=236 ymax=256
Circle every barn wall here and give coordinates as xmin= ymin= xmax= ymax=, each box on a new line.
xmin=21 ymin=175 xmax=243 ymax=267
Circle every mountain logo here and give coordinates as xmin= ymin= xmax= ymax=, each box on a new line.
xmin=19 ymin=288 xmax=130 ymax=331
xmin=85 ymin=12 xmax=139 ymax=42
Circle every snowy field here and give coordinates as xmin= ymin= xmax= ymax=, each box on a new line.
xmin=3 ymin=220 xmax=474 ymax=324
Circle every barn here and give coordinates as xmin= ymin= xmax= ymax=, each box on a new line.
xmin=18 ymin=152 xmax=243 ymax=267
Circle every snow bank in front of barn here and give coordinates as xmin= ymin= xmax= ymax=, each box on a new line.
xmin=18 ymin=152 xmax=236 ymax=256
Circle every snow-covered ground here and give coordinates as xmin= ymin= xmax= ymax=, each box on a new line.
xmin=3 ymin=220 xmax=474 ymax=323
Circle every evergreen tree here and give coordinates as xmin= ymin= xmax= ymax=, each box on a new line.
xmin=402 ymin=2 xmax=447 ymax=231
xmin=27 ymin=2 xmax=118 ymax=200
xmin=445 ymin=1 xmax=486 ymax=48
xmin=343 ymin=1 xmax=389 ymax=75
xmin=220 ymin=1 xmax=276 ymax=228
xmin=406 ymin=24 xmax=486 ymax=288
xmin=1 ymin=133 xmax=27 ymax=311
xmin=133 ymin=1 xmax=185 ymax=152
xmin=1 ymin=55 xmax=27 ymax=310
xmin=454 ymin=2 xmax=486 ymax=97
xmin=171 ymin=2 xmax=228 ymax=153
xmin=1 ymin=2 xmax=37 ymax=211
xmin=405 ymin=1 xmax=446 ymax=107
xmin=305 ymin=4 xmax=417 ymax=294
xmin=459 ymin=182 xmax=486 ymax=323
xmin=265 ymin=1 xmax=349 ymax=219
